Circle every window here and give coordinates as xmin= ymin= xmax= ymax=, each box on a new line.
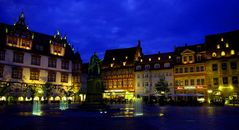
xmin=201 ymin=79 xmax=205 ymax=85
xmin=221 ymin=51 xmax=225 ymax=56
xmin=184 ymin=68 xmax=188 ymax=73
xmin=123 ymin=62 xmax=126 ymax=66
xmin=137 ymin=74 xmax=140 ymax=78
xmin=213 ymin=78 xmax=219 ymax=85
xmin=189 ymin=56 xmax=193 ymax=61
xmin=231 ymin=62 xmax=237 ymax=69
xmin=226 ymin=43 xmax=229 ymax=48
xmin=12 ymin=67 xmax=22 ymax=79
xmin=13 ymin=52 xmax=24 ymax=63
xmin=185 ymin=80 xmax=189 ymax=86
xmin=145 ymin=82 xmax=148 ymax=87
xmin=200 ymin=66 xmax=204 ymax=71
xmin=212 ymin=52 xmax=217 ymax=57
xmin=48 ymin=71 xmax=56 ymax=82
xmin=217 ymin=44 xmax=220 ymax=49
xmin=176 ymin=57 xmax=180 ymax=63
xmin=154 ymin=64 xmax=160 ymax=69
xmin=110 ymin=63 xmax=114 ymax=67
xmin=190 ymin=79 xmax=194 ymax=85
xmin=190 ymin=67 xmax=194 ymax=72
xmin=0 ymin=65 xmax=3 ymax=77
xmin=197 ymin=79 xmax=200 ymax=85
xmin=62 ymin=60 xmax=69 ymax=70
xmin=168 ymin=56 xmax=171 ymax=59
xmin=0 ymin=50 xmax=5 ymax=61
xmin=137 ymin=82 xmax=140 ymax=87
xmin=231 ymin=50 xmax=235 ymax=55
xmin=113 ymin=57 xmax=115 ymax=61
xmin=223 ymin=77 xmax=228 ymax=84
xmin=183 ymin=56 xmax=187 ymax=62
xmin=30 ymin=69 xmax=39 ymax=80
xmin=175 ymin=68 xmax=178 ymax=73
xmin=73 ymin=74 xmax=80 ymax=83
xmin=221 ymin=63 xmax=227 ymax=70
xmin=149 ymin=58 xmax=151 ymax=61
xmin=164 ymin=63 xmax=170 ymax=68
xmin=179 ymin=68 xmax=183 ymax=73
xmin=48 ymin=58 xmax=57 ymax=68
xmin=196 ymin=66 xmax=200 ymax=72
xmin=197 ymin=55 xmax=201 ymax=61
xmin=31 ymin=55 xmax=41 ymax=66
xmin=61 ymin=73 xmax=68 ymax=83
xmin=158 ymin=57 xmax=161 ymax=60
xmin=145 ymin=65 xmax=150 ymax=70
xmin=212 ymin=64 xmax=218 ymax=71
xmin=232 ymin=76 xmax=238 ymax=84
xmin=72 ymin=63 xmax=80 ymax=71
xmin=136 ymin=65 xmax=141 ymax=70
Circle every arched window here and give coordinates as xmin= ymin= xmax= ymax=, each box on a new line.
xmin=145 ymin=65 xmax=150 ymax=70
xmin=212 ymin=52 xmax=217 ymax=57
xmin=154 ymin=64 xmax=160 ymax=69
xmin=221 ymin=51 xmax=225 ymax=56
xmin=231 ymin=50 xmax=235 ymax=55
xmin=164 ymin=63 xmax=170 ymax=68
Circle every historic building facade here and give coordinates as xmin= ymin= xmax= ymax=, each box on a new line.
xmin=173 ymin=44 xmax=207 ymax=102
xmin=101 ymin=41 xmax=142 ymax=101
xmin=134 ymin=52 xmax=174 ymax=98
xmin=0 ymin=12 xmax=82 ymax=102
xmin=205 ymin=30 xmax=239 ymax=103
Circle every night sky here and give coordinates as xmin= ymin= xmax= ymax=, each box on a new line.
xmin=0 ymin=0 xmax=239 ymax=62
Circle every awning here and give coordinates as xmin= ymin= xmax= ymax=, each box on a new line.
xmin=171 ymin=94 xmax=204 ymax=97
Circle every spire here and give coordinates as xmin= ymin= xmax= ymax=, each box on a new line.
xmin=137 ymin=40 xmax=141 ymax=47
xmin=16 ymin=11 xmax=26 ymax=27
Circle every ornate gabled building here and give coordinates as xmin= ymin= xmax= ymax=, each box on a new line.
xmin=134 ymin=52 xmax=174 ymax=98
xmin=205 ymin=30 xmax=239 ymax=102
xmin=0 ymin=12 xmax=82 ymax=102
xmin=173 ymin=44 xmax=207 ymax=102
xmin=101 ymin=41 xmax=142 ymax=101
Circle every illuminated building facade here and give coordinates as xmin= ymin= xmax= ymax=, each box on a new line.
xmin=0 ymin=12 xmax=82 ymax=102
xmin=205 ymin=30 xmax=239 ymax=102
xmin=135 ymin=52 xmax=174 ymax=97
xmin=101 ymin=41 xmax=142 ymax=101
xmin=173 ymin=44 xmax=207 ymax=102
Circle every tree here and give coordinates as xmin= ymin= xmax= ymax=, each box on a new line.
xmin=155 ymin=76 xmax=169 ymax=104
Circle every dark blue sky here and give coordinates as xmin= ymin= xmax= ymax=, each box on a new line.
xmin=0 ymin=0 xmax=239 ymax=62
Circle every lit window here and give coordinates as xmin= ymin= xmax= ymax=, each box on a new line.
xmin=158 ymin=57 xmax=160 ymax=60
xmin=221 ymin=51 xmax=225 ymax=56
xmin=226 ymin=43 xmax=229 ymax=48
xmin=113 ymin=57 xmax=115 ymax=61
xmin=110 ymin=63 xmax=114 ymax=67
xmin=169 ymin=56 xmax=171 ymax=59
xmin=140 ymin=59 xmax=143 ymax=62
xmin=212 ymin=52 xmax=217 ymax=57
xmin=217 ymin=44 xmax=220 ymax=49
xmin=123 ymin=62 xmax=126 ymax=66
xmin=154 ymin=64 xmax=160 ymax=69
xmin=125 ymin=56 xmax=128 ymax=59
xmin=149 ymin=58 xmax=151 ymax=61
xmin=231 ymin=50 xmax=235 ymax=55
xmin=221 ymin=37 xmax=224 ymax=42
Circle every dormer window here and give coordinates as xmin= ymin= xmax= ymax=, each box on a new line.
xmin=196 ymin=55 xmax=201 ymax=61
xmin=221 ymin=51 xmax=225 ymax=56
xmin=113 ymin=57 xmax=115 ymax=61
xmin=221 ymin=37 xmax=224 ymax=42
xmin=169 ymin=56 xmax=171 ymax=59
xmin=140 ymin=59 xmax=143 ymax=62
xmin=226 ymin=43 xmax=229 ymax=48
xmin=212 ymin=52 xmax=217 ymax=57
xmin=183 ymin=56 xmax=187 ymax=62
xmin=125 ymin=56 xmax=128 ymax=59
xmin=231 ymin=50 xmax=235 ymax=55
xmin=158 ymin=57 xmax=160 ymax=60
xmin=189 ymin=56 xmax=193 ymax=61
xmin=176 ymin=57 xmax=181 ymax=63
xmin=110 ymin=63 xmax=114 ymax=67
xmin=149 ymin=58 xmax=151 ymax=61
xmin=217 ymin=44 xmax=220 ymax=49
xmin=123 ymin=62 xmax=126 ymax=66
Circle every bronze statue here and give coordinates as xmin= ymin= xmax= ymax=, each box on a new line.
xmin=88 ymin=52 xmax=101 ymax=77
